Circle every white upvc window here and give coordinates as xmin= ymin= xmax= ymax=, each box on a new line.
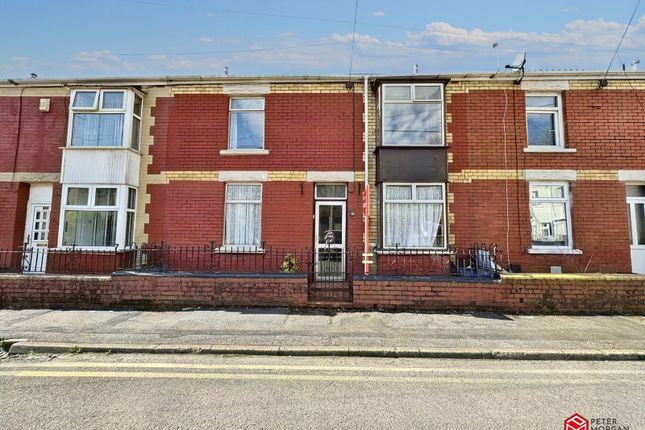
xmin=58 ymin=184 xmax=137 ymax=249
xmin=68 ymin=89 xmax=143 ymax=150
xmin=381 ymin=83 xmax=444 ymax=146
xmin=529 ymin=182 xmax=572 ymax=249
xmin=224 ymin=183 xmax=262 ymax=247
xmin=383 ymin=183 xmax=446 ymax=249
xmin=229 ymin=97 xmax=265 ymax=150
xmin=525 ymin=93 xmax=565 ymax=148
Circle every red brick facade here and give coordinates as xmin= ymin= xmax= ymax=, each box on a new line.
xmin=444 ymin=86 xmax=644 ymax=273
xmin=0 ymin=75 xmax=643 ymax=285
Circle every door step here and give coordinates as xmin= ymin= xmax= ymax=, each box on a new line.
xmin=308 ymin=281 xmax=352 ymax=302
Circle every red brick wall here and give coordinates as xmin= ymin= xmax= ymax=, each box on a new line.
xmin=448 ymin=89 xmax=645 ymax=171
xmin=145 ymin=181 xmax=364 ymax=250
xmin=0 ymin=274 xmax=308 ymax=309
xmin=0 ymin=273 xmax=642 ymax=314
xmin=149 ymin=92 xmax=363 ymax=173
xmin=449 ymin=180 xmax=631 ymax=273
xmin=352 ymin=276 xmax=645 ymax=314
xmin=0 ymin=182 xmax=30 ymax=249
xmin=0 ymin=96 xmax=67 ymax=173
xmin=446 ymin=86 xmax=645 ymax=273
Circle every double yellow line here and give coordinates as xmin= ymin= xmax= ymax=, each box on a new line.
xmin=0 ymin=362 xmax=643 ymax=384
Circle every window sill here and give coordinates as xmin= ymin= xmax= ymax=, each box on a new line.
xmin=61 ymin=146 xmax=140 ymax=154
xmin=375 ymin=248 xmax=451 ymax=255
xmin=220 ymin=149 xmax=269 ymax=156
xmin=215 ymin=246 xmax=265 ymax=254
xmin=523 ymin=147 xmax=576 ymax=153
xmin=527 ymin=248 xmax=582 ymax=255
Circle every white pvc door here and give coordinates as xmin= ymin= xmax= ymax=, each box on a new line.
xmin=314 ymin=201 xmax=346 ymax=281
xmin=24 ymin=204 xmax=50 ymax=273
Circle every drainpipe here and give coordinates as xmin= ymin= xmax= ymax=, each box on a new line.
xmin=363 ymin=75 xmax=370 ymax=276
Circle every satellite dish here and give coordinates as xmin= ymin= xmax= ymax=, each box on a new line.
xmin=505 ymin=51 xmax=526 ymax=84
xmin=506 ymin=52 xmax=526 ymax=71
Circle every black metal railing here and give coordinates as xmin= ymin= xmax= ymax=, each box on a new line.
xmin=0 ymin=242 xmax=503 ymax=279
xmin=372 ymin=243 xmax=502 ymax=278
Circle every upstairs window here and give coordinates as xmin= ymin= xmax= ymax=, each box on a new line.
xmin=229 ymin=98 xmax=265 ymax=150
xmin=69 ymin=89 xmax=142 ymax=149
xmin=526 ymin=94 xmax=564 ymax=147
xmin=381 ymin=84 xmax=444 ymax=146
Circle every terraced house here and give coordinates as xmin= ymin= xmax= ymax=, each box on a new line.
xmin=0 ymin=71 xmax=644 ymax=308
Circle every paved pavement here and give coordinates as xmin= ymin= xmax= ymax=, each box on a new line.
xmin=1 ymin=308 xmax=644 ymax=359
xmin=1 ymin=353 xmax=643 ymax=429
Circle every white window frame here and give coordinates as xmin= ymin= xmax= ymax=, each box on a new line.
xmin=57 ymin=184 xmax=136 ymax=250
xmin=382 ymin=182 xmax=447 ymax=250
xmin=228 ymin=97 xmax=265 ymax=151
xmin=315 ymin=183 xmax=347 ymax=200
xmin=380 ymin=83 xmax=445 ymax=147
xmin=67 ymin=89 xmax=143 ymax=150
xmin=528 ymin=182 xmax=573 ymax=251
xmin=222 ymin=183 xmax=263 ymax=250
xmin=525 ymin=93 xmax=565 ymax=149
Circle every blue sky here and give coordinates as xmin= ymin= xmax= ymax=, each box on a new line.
xmin=2 ymin=0 xmax=644 ymax=78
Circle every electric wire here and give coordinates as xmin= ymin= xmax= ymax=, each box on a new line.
xmin=603 ymin=0 xmax=642 ymax=79
xmin=617 ymin=53 xmax=645 ymax=113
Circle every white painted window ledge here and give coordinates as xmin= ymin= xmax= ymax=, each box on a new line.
xmin=523 ymin=147 xmax=576 ymax=153
xmin=215 ymin=246 xmax=265 ymax=254
xmin=527 ymin=248 xmax=582 ymax=255
xmin=219 ymin=149 xmax=269 ymax=156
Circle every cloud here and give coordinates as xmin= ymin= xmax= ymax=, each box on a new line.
xmin=199 ymin=36 xmax=213 ymax=43
xmin=12 ymin=56 xmax=28 ymax=64
xmin=328 ymin=32 xmax=381 ymax=44
xmin=561 ymin=8 xmax=580 ymax=13
xmin=406 ymin=16 xmax=645 ymax=52
xmin=148 ymin=54 xmax=168 ymax=61
xmin=372 ymin=11 xmax=385 ymax=17
xmin=68 ymin=50 xmax=137 ymax=73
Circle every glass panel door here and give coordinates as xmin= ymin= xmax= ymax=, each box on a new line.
xmin=314 ymin=201 xmax=346 ymax=281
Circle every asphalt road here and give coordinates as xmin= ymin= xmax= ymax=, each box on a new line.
xmin=0 ymin=354 xmax=643 ymax=430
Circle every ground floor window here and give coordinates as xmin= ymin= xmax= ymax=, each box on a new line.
xmin=383 ymin=183 xmax=446 ymax=249
xmin=224 ymin=183 xmax=262 ymax=247
xmin=529 ymin=182 xmax=572 ymax=248
xmin=60 ymin=185 xmax=137 ymax=248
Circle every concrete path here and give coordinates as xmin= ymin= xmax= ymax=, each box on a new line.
xmin=1 ymin=308 xmax=644 ymax=359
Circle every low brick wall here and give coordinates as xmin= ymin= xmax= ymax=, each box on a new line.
xmin=0 ymin=273 xmax=309 ymax=310
xmin=353 ymin=274 xmax=645 ymax=314
xmin=0 ymin=272 xmax=643 ymax=314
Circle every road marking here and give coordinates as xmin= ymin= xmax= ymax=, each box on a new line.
xmin=0 ymin=370 xmax=642 ymax=385
xmin=1 ymin=361 xmax=644 ymax=375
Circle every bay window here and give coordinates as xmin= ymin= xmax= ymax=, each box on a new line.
xmin=381 ymin=84 xmax=444 ymax=146
xmin=59 ymin=185 xmax=137 ymax=249
xmin=68 ymin=89 xmax=143 ymax=149
xmin=383 ymin=183 xmax=446 ymax=249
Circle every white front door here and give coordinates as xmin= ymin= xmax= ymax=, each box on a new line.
xmin=627 ymin=185 xmax=645 ymax=274
xmin=314 ymin=201 xmax=346 ymax=281
xmin=23 ymin=204 xmax=50 ymax=273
